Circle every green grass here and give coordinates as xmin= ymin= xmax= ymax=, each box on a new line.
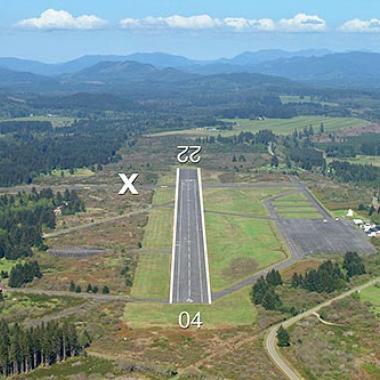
xmin=272 ymin=192 xmax=322 ymax=219
xmin=142 ymin=208 xmax=173 ymax=250
xmin=360 ymin=284 xmax=380 ymax=318
xmin=203 ymin=187 xmax=287 ymax=290
xmin=204 ymin=187 xmax=288 ymax=216
xmin=327 ymin=155 xmax=380 ymax=167
xmin=0 ymin=292 xmax=83 ymax=324
xmin=151 ymin=116 xmax=369 ymax=137
xmin=132 ymin=253 xmax=170 ymax=299
xmin=206 ymin=213 xmax=285 ymax=291
xmin=131 ymin=188 xmax=173 ymax=299
xmin=125 ymin=286 xmax=256 ymax=328
xmin=22 ymin=355 xmax=115 ymax=379
xmin=0 ymin=257 xmax=23 ymax=273
xmin=0 ymin=115 xmax=75 ymax=128
xmin=50 ymin=168 xmax=95 ymax=177
xmin=152 ymin=187 xmax=174 ymax=205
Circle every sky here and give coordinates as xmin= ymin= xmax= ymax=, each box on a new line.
xmin=1 ymin=0 xmax=380 ymax=62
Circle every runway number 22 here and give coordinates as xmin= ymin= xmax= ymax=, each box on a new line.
xmin=177 ymin=145 xmax=202 ymax=164
xmin=178 ymin=311 xmax=203 ymax=329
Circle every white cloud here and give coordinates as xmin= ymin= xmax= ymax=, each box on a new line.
xmin=279 ymin=13 xmax=327 ymax=32
xmin=339 ymin=18 xmax=380 ymax=33
xmin=120 ymin=14 xmax=221 ymax=30
xmin=16 ymin=9 xmax=107 ymax=30
xmin=223 ymin=17 xmax=275 ymax=31
xmin=120 ymin=13 xmax=326 ymax=32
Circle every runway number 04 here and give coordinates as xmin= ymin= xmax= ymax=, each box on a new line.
xmin=177 ymin=145 xmax=202 ymax=163
xmin=178 ymin=311 xmax=203 ymax=329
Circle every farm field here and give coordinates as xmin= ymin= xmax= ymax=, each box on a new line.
xmin=150 ymin=116 xmax=370 ymax=137
xmin=280 ymin=95 xmax=339 ymax=107
xmin=0 ymin=115 xmax=75 ymax=128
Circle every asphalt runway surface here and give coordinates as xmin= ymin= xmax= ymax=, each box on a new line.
xmin=170 ymin=168 xmax=211 ymax=304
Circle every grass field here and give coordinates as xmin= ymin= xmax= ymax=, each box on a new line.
xmin=150 ymin=116 xmax=369 ymax=138
xmin=0 ymin=115 xmax=75 ymax=128
xmin=206 ymin=213 xmax=285 ymax=290
xmin=125 ymin=286 xmax=256 ymax=328
xmin=280 ymin=95 xmax=338 ymax=107
xmin=204 ymin=187 xmax=287 ymax=291
xmin=204 ymin=187 xmax=288 ymax=216
xmin=327 ymin=155 xmax=380 ymax=167
xmin=360 ymin=284 xmax=380 ymax=318
xmin=131 ymin=188 xmax=173 ymax=299
xmin=0 ymin=257 xmax=24 ymax=274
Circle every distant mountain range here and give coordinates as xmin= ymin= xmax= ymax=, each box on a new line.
xmin=0 ymin=49 xmax=332 ymax=76
xmin=1 ymin=50 xmax=380 ymax=90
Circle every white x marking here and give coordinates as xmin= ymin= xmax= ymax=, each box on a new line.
xmin=118 ymin=173 xmax=139 ymax=195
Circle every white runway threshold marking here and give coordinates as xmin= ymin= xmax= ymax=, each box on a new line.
xmin=169 ymin=168 xmax=212 ymax=304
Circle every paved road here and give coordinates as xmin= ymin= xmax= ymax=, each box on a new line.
xmin=170 ymin=168 xmax=211 ymax=304
xmin=265 ymin=276 xmax=380 ymax=380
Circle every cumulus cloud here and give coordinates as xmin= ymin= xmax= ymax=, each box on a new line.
xmin=339 ymin=18 xmax=380 ymax=33
xmin=279 ymin=13 xmax=327 ymax=32
xmin=16 ymin=9 xmax=107 ymax=30
xmin=120 ymin=14 xmax=221 ymax=30
xmin=120 ymin=13 xmax=326 ymax=32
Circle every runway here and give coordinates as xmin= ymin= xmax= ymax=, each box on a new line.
xmin=170 ymin=168 xmax=211 ymax=304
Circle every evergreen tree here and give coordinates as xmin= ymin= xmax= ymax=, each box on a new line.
xmin=102 ymin=285 xmax=110 ymax=294
xmin=250 ymin=277 xmax=269 ymax=305
xmin=69 ymin=281 xmax=76 ymax=292
xmin=262 ymin=288 xmax=282 ymax=310
xmin=343 ymin=251 xmax=366 ymax=278
xmin=277 ymin=325 xmax=290 ymax=347
xmin=266 ymin=269 xmax=283 ymax=286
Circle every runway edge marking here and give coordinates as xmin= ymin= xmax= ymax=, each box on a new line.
xmin=197 ymin=168 xmax=212 ymax=304
xmin=169 ymin=168 xmax=180 ymax=304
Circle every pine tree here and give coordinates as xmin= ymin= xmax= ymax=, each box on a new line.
xmin=343 ymin=251 xmax=366 ymax=278
xmin=69 ymin=281 xmax=76 ymax=292
xmin=250 ymin=277 xmax=269 ymax=305
xmin=86 ymin=283 xmax=92 ymax=293
xmin=262 ymin=288 xmax=282 ymax=311
xmin=102 ymin=285 xmax=110 ymax=294
xmin=0 ymin=320 xmax=10 ymax=375
xmin=266 ymin=269 xmax=283 ymax=287
xmin=277 ymin=325 xmax=290 ymax=347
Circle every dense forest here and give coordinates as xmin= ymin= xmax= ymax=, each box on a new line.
xmin=322 ymin=133 xmax=380 ymax=158
xmin=0 ymin=119 xmax=139 ymax=186
xmin=0 ymin=319 xmax=89 ymax=376
xmin=329 ymin=160 xmax=380 ymax=185
xmin=0 ymin=188 xmax=84 ymax=260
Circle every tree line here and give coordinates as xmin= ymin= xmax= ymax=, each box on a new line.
xmin=0 ymin=319 xmax=89 ymax=376
xmin=0 ymin=188 xmax=84 ymax=261
xmin=8 ymin=261 xmax=42 ymax=288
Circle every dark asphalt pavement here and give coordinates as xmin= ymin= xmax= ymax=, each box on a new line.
xmin=170 ymin=168 xmax=211 ymax=304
